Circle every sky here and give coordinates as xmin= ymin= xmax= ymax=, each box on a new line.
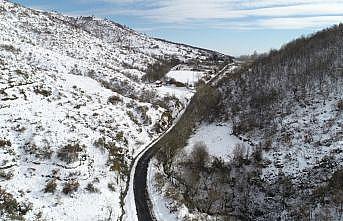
xmin=12 ymin=0 xmax=343 ymax=56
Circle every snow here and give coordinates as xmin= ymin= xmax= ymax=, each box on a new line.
xmin=0 ymin=1 xmax=219 ymax=220
xmin=154 ymin=85 xmax=194 ymax=103
xmin=166 ymin=70 xmax=204 ymax=85
xmin=148 ymin=159 xmax=178 ymax=221
xmin=184 ymin=122 xmax=248 ymax=161
xmin=261 ymin=98 xmax=343 ymax=181
xmin=146 ymin=122 xmax=252 ymax=221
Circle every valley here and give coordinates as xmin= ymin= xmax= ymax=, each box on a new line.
xmin=0 ymin=1 xmax=342 ymax=221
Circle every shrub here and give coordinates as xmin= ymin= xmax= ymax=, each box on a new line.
xmin=252 ymin=144 xmax=263 ymax=163
xmin=107 ymin=182 xmax=116 ymax=192
xmin=0 ymin=139 xmax=11 ymax=147
xmin=57 ymin=142 xmax=84 ymax=163
xmin=0 ymin=187 xmax=25 ymax=218
xmin=136 ymin=105 xmax=152 ymax=125
xmin=0 ymin=170 xmax=13 ymax=180
xmin=44 ymin=179 xmax=57 ymax=193
xmin=115 ymin=131 xmax=128 ymax=145
xmin=328 ymin=169 xmax=343 ymax=190
xmin=34 ymin=86 xmax=51 ymax=97
xmin=232 ymin=143 xmax=246 ymax=166
xmin=0 ymin=44 xmax=18 ymax=52
xmin=153 ymin=172 xmax=165 ymax=193
xmin=94 ymin=137 xmax=106 ymax=150
xmin=62 ymin=180 xmax=79 ymax=194
xmin=108 ymin=95 xmax=122 ymax=105
xmin=85 ymin=183 xmax=99 ymax=193
xmin=190 ymin=142 xmax=209 ymax=169
xmin=142 ymin=57 xmax=180 ymax=82
xmin=127 ymin=111 xmax=140 ymax=125
xmin=38 ymin=148 xmax=53 ymax=160
xmin=138 ymin=89 xmax=157 ymax=103
xmin=338 ymin=100 xmax=343 ymax=110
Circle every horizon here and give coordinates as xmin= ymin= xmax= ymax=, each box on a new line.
xmin=10 ymin=0 xmax=343 ymax=56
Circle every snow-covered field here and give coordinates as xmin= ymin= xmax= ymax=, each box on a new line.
xmin=183 ymin=123 xmax=247 ymax=161
xmin=166 ymin=70 xmax=203 ymax=86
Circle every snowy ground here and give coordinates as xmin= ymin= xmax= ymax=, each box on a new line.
xmin=0 ymin=1 xmax=218 ymax=220
xmin=147 ymin=122 xmax=251 ymax=220
xmin=148 ymin=159 xmax=179 ymax=221
xmin=166 ymin=70 xmax=204 ymax=86
xmin=261 ymin=98 xmax=343 ymax=181
xmin=183 ymin=122 xmax=247 ymax=161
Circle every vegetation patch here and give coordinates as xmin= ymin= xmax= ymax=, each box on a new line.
xmin=62 ymin=180 xmax=80 ymax=195
xmin=57 ymin=142 xmax=85 ymax=163
xmin=0 ymin=139 xmax=11 ymax=147
xmin=0 ymin=187 xmax=31 ymax=220
xmin=108 ymin=95 xmax=122 ymax=105
xmin=44 ymin=179 xmax=57 ymax=193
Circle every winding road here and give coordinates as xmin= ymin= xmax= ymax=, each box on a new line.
xmin=133 ymin=109 xmax=185 ymax=221
xmin=131 ymin=63 xmax=233 ymax=221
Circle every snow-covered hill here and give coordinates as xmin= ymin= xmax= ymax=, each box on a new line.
xmin=149 ymin=25 xmax=343 ymax=221
xmin=0 ymin=1 xmax=230 ymax=220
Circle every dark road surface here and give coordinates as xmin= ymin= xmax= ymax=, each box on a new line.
xmin=132 ymin=63 xmax=231 ymax=221
xmin=133 ymin=139 xmax=158 ymax=221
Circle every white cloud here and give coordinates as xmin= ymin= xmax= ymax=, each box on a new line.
xmin=64 ymin=0 xmax=343 ymax=29
xmin=213 ymin=15 xmax=343 ymax=30
xmin=125 ymin=1 xmax=343 ymax=23
xmin=259 ymin=16 xmax=343 ymax=29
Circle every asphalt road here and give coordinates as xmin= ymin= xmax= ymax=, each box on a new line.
xmin=132 ymin=63 xmax=232 ymax=221
xmin=133 ymin=139 xmax=158 ymax=221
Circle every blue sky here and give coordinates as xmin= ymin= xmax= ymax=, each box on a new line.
xmin=12 ymin=0 xmax=343 ymax=56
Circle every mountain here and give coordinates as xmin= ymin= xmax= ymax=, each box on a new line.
xmin=0 ymin=1 xmax=231 ymax=220
xmin=150 ymin=24 xmax=343 ymax=220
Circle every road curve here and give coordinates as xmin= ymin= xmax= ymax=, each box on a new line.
xmin=133 ymin=139 xmax=158 ymax=221
xmin=133 ymin=63 xmax=232 ymax=221
xmin=133 ymin=108 xmax=186 ymax=221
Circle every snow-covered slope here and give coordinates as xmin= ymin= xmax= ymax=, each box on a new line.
xmin=148 ymin=25 xmax=343 ymax=221
xmin=0 ymin=1 xmax=229 ymax=220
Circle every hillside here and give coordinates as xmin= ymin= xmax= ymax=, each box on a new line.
xmin=0 ymin=1 xmax=231 ymax=220
xmin=149 ymin=25 xmax=343 ymax=220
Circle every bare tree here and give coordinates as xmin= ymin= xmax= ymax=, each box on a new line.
xmin=190 ymin=141 xmax=209 ymax=169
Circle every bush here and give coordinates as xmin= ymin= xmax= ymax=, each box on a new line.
xmin=0 ymin=139 xmax=11 ymax=147
xmin=127 ymin=111 xmax=140 ymax=125
xmin=34 ymin=86 xmax=51 ymax=97
xmin=328 ymin=169 xmax=343 ymax=190
xmin=115 ymin=131 xmax=128 ymax=145
xmin=57 ymin=142 xmax=84 ymax=163
xmin=190 ymin=142 xmax=209 ymax=169
xmin=108 ymin=95 xmax=122 ymax=105
xmin=138 ymin=89 xmax=157 ymax=103
xmin=107 ymin=182 xmax=116 ymax=192
xmin=232 ymin=143 xmax=246 ymax=166
xmin=252 ymin=144 xmax=263 ymax=163
xmin=338 ymin=100 xmax=343 ymax=110
xmin=85 ymin=183 xmax=99 ymax=193
xmin=0 ymin=44 xmax=19 ymax=52
xmin=44 ymin=179 xmax=57 ymax=193
xmin=142 ymin=57 xmax=180 ymax=82
xmin=62 ymin=180 xmax=80 ymax=194
xmin=136 ymin=105 xmax=152 ymax=125
xmin=0 ymin=187 xmax=24 ymax=218
xmin=0 ymin=170 xmax=13 ymax=180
